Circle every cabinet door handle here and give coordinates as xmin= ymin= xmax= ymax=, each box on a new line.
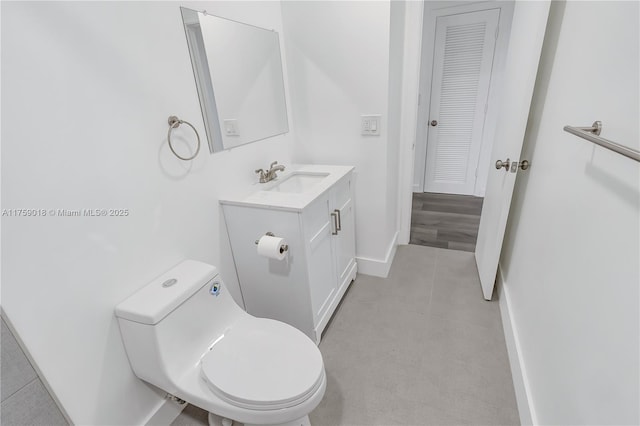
xmin=334 ymin=209 xmax=342 ymax=231
xmin=331 ymin=212 xmax=339 ymax=235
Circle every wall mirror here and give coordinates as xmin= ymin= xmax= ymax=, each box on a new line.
xmin=180 ymin=8 xmax=289 ymax=152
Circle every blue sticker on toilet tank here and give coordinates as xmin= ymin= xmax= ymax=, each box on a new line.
xmin=210 ymin=281 xmax=221 ymax=296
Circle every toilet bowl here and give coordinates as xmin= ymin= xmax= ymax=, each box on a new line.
xmin=115 ymin=260 xmax=326 ymax=425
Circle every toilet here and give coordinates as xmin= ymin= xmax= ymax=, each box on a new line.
xmin=115 ymin=260 xmax=326 ymax=426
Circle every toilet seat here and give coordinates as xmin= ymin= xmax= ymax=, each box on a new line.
xmin=201 ymin=318 xmax=324 ymax=411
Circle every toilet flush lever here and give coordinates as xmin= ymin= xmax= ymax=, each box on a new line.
xmin=162 ymin=278 xmax=177 ymax=288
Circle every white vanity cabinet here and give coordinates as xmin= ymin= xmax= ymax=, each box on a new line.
xmin=220 ymin=166 xmax=357 ymax=343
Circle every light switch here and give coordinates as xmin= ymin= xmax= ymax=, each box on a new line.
xmin=361 ymin=114 xmax=381 ymax=136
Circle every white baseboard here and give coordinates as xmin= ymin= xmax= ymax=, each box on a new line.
xmin=497 ymin=266 xmax=537 ymax=426
xmin=144 ymin=397 xmax=186 ymax=426
xmin=356 ymin=231 xmax=398 ymax=278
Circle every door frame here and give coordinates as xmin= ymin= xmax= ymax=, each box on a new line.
xmin=413 ymin=1 xmax=514 ymax=197
xmin=397 ymin=0 xmax=550 ymax=245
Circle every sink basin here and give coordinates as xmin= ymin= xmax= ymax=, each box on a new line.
xmin=267 ymin=172 xmax=329 ymax=193
xmin=219 ymin=165 xmax=354 ymax=211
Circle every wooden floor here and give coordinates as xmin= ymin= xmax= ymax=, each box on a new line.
xmin=410 ymin=192 xmax=483 ymax=252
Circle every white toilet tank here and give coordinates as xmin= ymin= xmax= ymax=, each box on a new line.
xmin=115 ymin=260 xmax=245 ymax=393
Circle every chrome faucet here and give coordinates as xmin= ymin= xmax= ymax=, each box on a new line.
xmin=255 ymin=161 xmax=286 ymax=183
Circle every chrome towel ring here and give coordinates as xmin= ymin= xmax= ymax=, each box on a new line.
xmin=167 ymin=115 xmax=200 ymax=161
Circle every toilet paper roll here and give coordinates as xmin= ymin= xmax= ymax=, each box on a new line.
xmin=256 ymin=235 xmax=288 ymax=260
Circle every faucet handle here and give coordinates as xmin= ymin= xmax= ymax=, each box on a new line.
xmin=269 ymin=161 xmax=278 ymax=169
xmin=255 ymin=168 xmax=267 ymax=183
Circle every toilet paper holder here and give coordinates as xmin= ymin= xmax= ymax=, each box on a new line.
xmin=254 ymin=232 xmax=289 ymax=253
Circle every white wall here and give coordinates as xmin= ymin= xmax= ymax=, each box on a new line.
xmin=1 ymin=2 xmax=294 ymax=424
xmin=280 ymin=1 xmax=398 ymax=274
xmin=500 ymin=1 xmax=639 ymax=424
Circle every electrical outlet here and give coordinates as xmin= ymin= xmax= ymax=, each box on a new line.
xmin=223 ymin=119 xmax=239 ymax=136
xmin=361 ymin=115 xmax=381 ymax=136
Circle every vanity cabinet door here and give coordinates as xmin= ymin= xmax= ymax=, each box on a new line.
xmin=330 ymin=176 xmax=356 ymax=291
xmin=304 ymin=195 xmax=338 ymax=327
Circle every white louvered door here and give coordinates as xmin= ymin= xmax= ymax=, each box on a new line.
xmin=424 ymin=9 xmax=500 ymax=195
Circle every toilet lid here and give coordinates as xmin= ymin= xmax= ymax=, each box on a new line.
xmin=201 ymin=318 xmax=324 ymax=410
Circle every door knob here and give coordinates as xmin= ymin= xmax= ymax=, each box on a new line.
xmin=518 ymin=160 xmax=530 ymax=170
xmin=495 ymin=158 xmax=510 ymax=171
xmin=430 ymin=120 xmax=438 ymax=126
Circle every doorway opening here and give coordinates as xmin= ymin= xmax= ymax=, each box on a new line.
xmin=399 ymin=0 xmax=550 ymax=298
xmin=410 ymin=1 xmax=514 ymax=252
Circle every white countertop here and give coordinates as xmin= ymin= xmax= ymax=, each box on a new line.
xmin=219 ymin=164 xmax=355 ymax=212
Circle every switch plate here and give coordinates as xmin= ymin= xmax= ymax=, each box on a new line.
xmin=361 ymin=115 xmax=381 ymax=136
xmin=223 ymin=119 xmax=239 ymax=136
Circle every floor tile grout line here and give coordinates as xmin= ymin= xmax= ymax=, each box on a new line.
xmin=1 ymin=376 xmax=39 ymax=404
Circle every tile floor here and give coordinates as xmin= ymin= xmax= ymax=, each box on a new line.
xmin=172 ymin=244 xmax=519 ymax=425
xmin=1 ymin=318 xmax=68 ymax=426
